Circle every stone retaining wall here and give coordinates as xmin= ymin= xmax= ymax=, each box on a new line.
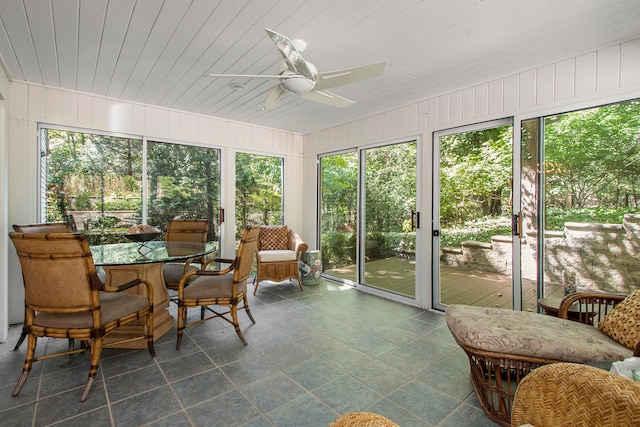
xmin=440 ymin=213 xmax=640 ymax=294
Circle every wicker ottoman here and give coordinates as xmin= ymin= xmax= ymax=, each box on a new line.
xmin=329 ymin=412 xmax=399 ymax=427
xmin=445 ymin=304 xmax=632 ymax=427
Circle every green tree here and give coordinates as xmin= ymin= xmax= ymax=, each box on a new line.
xmin=439 ymin=126 xmax=513 ymax=226
xmin=235 ymin=153 xmax=283 ymax=237
xmin=147 ymin=141 xmax=220 ymax=240
xmin=545 ymin=101 xmax=640 ymax=211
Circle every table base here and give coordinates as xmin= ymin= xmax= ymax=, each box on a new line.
xmin=102 ymin=262 xmax=174 ymax=349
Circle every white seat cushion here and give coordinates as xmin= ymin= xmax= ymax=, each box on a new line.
xmin=258 ymin=249 xmax=296 ymax=262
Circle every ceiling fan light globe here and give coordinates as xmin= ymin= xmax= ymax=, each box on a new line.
xmin=279 ymin=69 xmax=316 ymax=94
xmin=280 ymin=76 xmax=315 ymax=94
xmin=291 ymin=39 xmax=307 ymax=52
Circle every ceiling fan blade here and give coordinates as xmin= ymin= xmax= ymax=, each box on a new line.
xmin=302 ymin=89 xmax=356 ymax=108
xmin=314 ymin=60 xmax=388 ymax=91
xmin=206 ymin=73 xmax=285 ymax=79
xmin=264 ymin=85 xmax=287 ymax=111
xmin=265 ymin=28 xmax=316 ymax=82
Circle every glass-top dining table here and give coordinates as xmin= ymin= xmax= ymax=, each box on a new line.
xmin=91 ymin=240 xmax=217 ymax=349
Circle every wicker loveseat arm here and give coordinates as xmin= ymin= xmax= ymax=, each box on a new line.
xmin=558 ymin=291 xmax=627 ymax=325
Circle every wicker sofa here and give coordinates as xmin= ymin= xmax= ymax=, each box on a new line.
xmin=446 ymin=290 xmax=640 ymax=427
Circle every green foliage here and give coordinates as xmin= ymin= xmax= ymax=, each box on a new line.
xmin=74 ymin=192 xmax=91 ymax=210
xmin=364 ymin=143 xmax=417 ymax=233
xmin=545 ymin=206 xmax=640 ymax=230
xmin=87 ymin=216 xmax=120 ymax=229
xmin=321 ymin=231 xmax=356 ymax=269
xmin=544 ymin=100 xmax=640 ymax=210
xmin=146 ymin=141 xmax=220 ymax=239
xmin=441 ymin=221 xmax=512 ymax=248
xmin=81 ymin=231 xmax=129 ymax=245
xmin=96 ymin=197 xmax=140 ymax=211
xmin=235 ymin=153 xmax=283 ymax=237
xmin=439 ymin=125 xmax=513 ymax=226
xmin=45 ymin=129 xmax=143 ymax=230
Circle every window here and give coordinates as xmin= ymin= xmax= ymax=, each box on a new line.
xmin=147 ymin=140 xmax=221 ymax=241
xmin=43 ymin=128 xmax=142 ymax=243
xmin=41 ymin=127 xmax=221 ymax=244
xmin=235 ymin=152 xmax=283 ymax=238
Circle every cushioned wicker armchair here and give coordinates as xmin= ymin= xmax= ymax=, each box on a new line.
xmin=176 ymin=226 xmax=259 ymax=347
xmin=11 ymin=222 xmax=74 ymax=351
xmin=254 ymin=225 xmax=308 ymax=295
xmin=446 ymin=290 xmax=640 ymax=426
xmin=9 ymin=232 xmax=155 ymax=401
xmin=162 ymin=218 xmax=209 ymax=296
xmin=511 ymin=362 xmax=640 ymax=426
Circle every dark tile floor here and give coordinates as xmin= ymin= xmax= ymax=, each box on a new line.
xmin=0 ymin=280 xmax=500 ymax=427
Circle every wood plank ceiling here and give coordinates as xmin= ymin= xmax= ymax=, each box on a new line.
xmin=0 ymin=0 xmax=638 ymax=135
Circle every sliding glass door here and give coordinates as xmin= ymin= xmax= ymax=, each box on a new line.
xmin=319 ymin=151 xmax=358 ymax=283
xmin=361 ymin=142 xmax=417 ymax=297
xmin=433 ymin=99 xmax=640 ymax=312
xmin=320 ymin=141 xmax=418 ymax=299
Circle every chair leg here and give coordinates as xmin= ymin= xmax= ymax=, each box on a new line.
xmin=13 ymin=327 xmax=27 ymax=351
xmin=13 ymin=333 xmax=37 ymax=396
xmin=253 ymin=276 xmax=259 ymax=295
xmin=295 ymin=270 xmax=304 ymax=292
xmin=244 ymin=295 xmax=256 ymax=324
xmin=231 ymin=305 xmax=248 ymax=345
xmin=145 ymin=310 xmax=155 ymax=358
xmin=80 ymin=337 xmax=103 ymax=401
xmin=176 ymin=305 xmax=186 ymax=350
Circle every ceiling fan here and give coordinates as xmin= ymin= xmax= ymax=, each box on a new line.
xmin=206 ymin=28 xmax=388 ymax=111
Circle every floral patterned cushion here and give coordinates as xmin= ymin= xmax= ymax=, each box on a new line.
xmin=599 ymin=289 xmax=640 ymax=350
xmin=259 ymin=226 xmax=289 ymax=250
xmin=446 ymin=304 xmax=632 ymax=363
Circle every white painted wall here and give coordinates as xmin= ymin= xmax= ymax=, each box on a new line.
xmin=302 ymin=38 xmax=640 ymax=309
xmin=0 ymin=66 xmax=9 ymax=342
xmin=4 ymin=83 xmax=304 ymax=326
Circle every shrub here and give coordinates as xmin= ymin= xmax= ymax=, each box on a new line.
xmin=74 ymin=192 xmax=92 ymax=210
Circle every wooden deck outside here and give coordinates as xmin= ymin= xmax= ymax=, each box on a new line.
xmin=325 ymin=257 xmax=564 ymax=311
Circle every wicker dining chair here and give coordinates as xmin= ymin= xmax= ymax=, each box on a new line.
xmin=9 ymin=232 xmax=155 ymax=401
xmin=11 ymin=222 xmax=73 ymax=351
xmin=511 ymin=362 xmax=640 ymax=426
xmin=162 ymin=218 xmax=209 ymax=297
xmin=176 ymin=226 xmax=259 ymax=348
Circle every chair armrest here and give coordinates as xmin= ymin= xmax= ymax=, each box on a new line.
xmin=202 ymin=257 xmax=234 ymax=269
xmin=558 ymin=292 xmax=627 ymax=325
xmin=288 ymin=230 xmax=308 ymax=257
xmin=182 ymin=255 xmax=206 ymax=272
xmin=100 ymin=278 xmax=154 ymax=306
xmin=176 ymin=263 xmax=234 ymax=295
xmin=182 ymin=257 xmax=235 ymax=281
